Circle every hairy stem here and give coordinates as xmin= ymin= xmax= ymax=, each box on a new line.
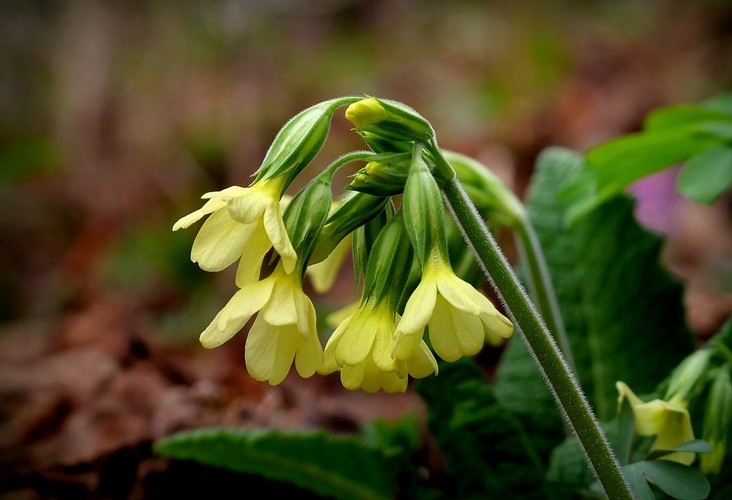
xmin=514 ymin=216 xmax=576 ymax=372
xmin=441 ymin=178 xmax=632 ymax=500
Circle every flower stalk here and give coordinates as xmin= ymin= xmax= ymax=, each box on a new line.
xmin=440 ymin=177 xmax=633 ymax=500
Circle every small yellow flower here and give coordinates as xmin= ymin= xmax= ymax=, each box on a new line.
xmin=200 ymin=263 xmax=323 ymax=385
xmin=394 ymin=248 xmax=513 ymax=362
xmin=616 ymin=381 xmax=696 ymax=465
xmin=173 ymin=180 xmax=297 ymax=284
xmin=320 ymin=301 xmax=437 ymax=393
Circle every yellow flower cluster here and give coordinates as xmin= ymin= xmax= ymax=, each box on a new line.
xmin=173 ymin=96 xmax=515 ymax=393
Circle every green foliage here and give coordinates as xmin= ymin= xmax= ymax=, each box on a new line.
xmin=496 ymin=146 xmax=695 ymax=421
xmin=416 ymin=358 xmax=562 ymax=498
xmin=154 ymin=427 xmax=400 ymax=500
xmin=564 ymin=92 xmax=732 ymax=223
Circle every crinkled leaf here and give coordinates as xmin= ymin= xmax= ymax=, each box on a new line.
xmin=154 ymin=427 xmax=397 ymax=500
xmin=495 ymin=147 xmax=695 ymax=422
xmin=416 ymin=358 xmax=562 ymax=499
xmin=678 ymin=145 xmax=732 ymax=204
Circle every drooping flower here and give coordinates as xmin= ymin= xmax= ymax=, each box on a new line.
xmin=172 ymin=179 xmax=296 ymax=285
xmin=616 ymin=381 xmax=696 ymax=465
xmin=200 ymin=262 xmax=322 ymax=385
xmin=394 ymin=248 xmax=513 ymax=363
xmin=320 ymin=300 xmax=437 ymax=393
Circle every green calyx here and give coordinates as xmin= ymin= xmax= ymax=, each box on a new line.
xmin=345 ymin=96 xmax=435 ymax=144
xmin=402 ymin=144 xmax=449 ymax=267
xmin=255 ymin=96 xmax=360 ymax=189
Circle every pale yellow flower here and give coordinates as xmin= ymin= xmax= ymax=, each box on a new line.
xmin=394 ymin=249 xmax=513 ymax=362
xmin=616 ymin=381 xmax=696 ymax=465
xmin=172 ymin=180 xmax=297 ymax=284
xmin=320 ymin=301 xmax=437 ymax=393
xmin=200 ymin=263 xmax=322 ymax=385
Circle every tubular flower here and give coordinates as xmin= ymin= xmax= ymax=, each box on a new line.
xmin=172 ymin=179 xmax=297 ymax=284
xmin=320 ymin=300 xmax=438 ymax=393
xmin=394 ymin=248 xmax=513 ymax=363
xmin=616 ymin=381 xmax=696 ymax=465
xmin=200 ymin=262 xmax=322 ymax=385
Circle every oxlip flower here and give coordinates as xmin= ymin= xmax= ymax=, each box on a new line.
xmin=172 ymin=179 xmax=297 ymax=285
xmin=394 ymin=248 xmax=513 ymax=363
xmin=200 ymin=262 xmax=322 ymax=385
xmin=320 ymin=300 xmax=437 ymax=393
xmin=616 ymin=381 xmax=696 ymax=465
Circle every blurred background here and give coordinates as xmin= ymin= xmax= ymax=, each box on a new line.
xmin=1 ymin=0 xmax=731 ymax=497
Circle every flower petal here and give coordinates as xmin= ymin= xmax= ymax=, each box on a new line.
xmin=234 ymin=219 xmax=272 ymax=287
xmin=191 ymin=209 xmax=250 ymax=271
xmin=173 ymin=197 xmax=227 ymax=231
xmin=245 ymin=317 xmax=298 ymax=385
xmin=225 ymin=187 xmax=270 ymax=224
xmin=294 ymin=320 xmax=324 ymax=378
xmin=263 ymin=202 xmax=297 ymax=274
xmin=262 ymin=274 xmax=299 ymax=327
xmin=407 ymin=341 xmax=439 ymax=379
xmin=436 ymin=273 xmax=489 ymax=315
xmin=480 ymin=312 xmax=514 ymax=346
xmin=429 ymin=295 xmax=483 ymax=361
xmin=218 ymin=280 xmax=274 ymax=331
xmin=200 ymin=291 xmax=256 ymax=349
xmin=393 ymin=280 xmax=436 ymax=360
xmin=336 ymin=308 xmax=376 ymax=366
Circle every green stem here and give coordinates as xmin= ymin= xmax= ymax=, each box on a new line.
xmin=514 ymin=216 xmax=576 ymax=373
xmin=441 ymin=178 xmax=632 ymax=500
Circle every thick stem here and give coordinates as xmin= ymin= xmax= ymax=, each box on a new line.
xmin=514 ymin=216 xmax=576 ymax=373
xmin=442 ymin=178 xmax=632 ymax=500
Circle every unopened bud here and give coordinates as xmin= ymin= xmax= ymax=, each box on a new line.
xmin=345 ymin=97 xmax=435 ymax=143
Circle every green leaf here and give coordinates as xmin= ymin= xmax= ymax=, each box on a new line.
xmin=678 ymin=145 xmax=732 ymax=204
xmin=646 ymin=439 xmax=713 ymax=460
xmin=496 ymin=147 xmax=695 ymax=422
xmin=416 ymin=358 xmax=562 ymax=499
xmin=154 ymin=427 xmax=398 ymax=500
xmin=585 ymin=127 xmax=713 ymax=192
xmin=621 ymin=463 xmax=657 ymax=500
xmin=636 ymin=460 xmax=711 ymax=500
xmin=546 ymin=437 xmax=596 ymax=493
xmin=644 ymin=104 xmax=732 ymax=131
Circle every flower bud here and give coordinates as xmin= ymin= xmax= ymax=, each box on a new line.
xmin=282 ymin=169 xmax=335 ymax=276
xmin=345 ymin=97 xmax=435 ymax=143
xmin=402 ymin=146 xmax=449 ymax=266
xmin=357 ymin=131 xmax=413 ymax=154
xmin=701 ymin=368 xmax=732 ymax=475
xmin=255 ymin=96 xmax=358 ymax=188
xmin=348 ymin=158 xmax=410 ymax=196
xmin=309 ymin=191 xmax=388 ymax=265
xmin=361 ymin=211 xmax=415 ymax=308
